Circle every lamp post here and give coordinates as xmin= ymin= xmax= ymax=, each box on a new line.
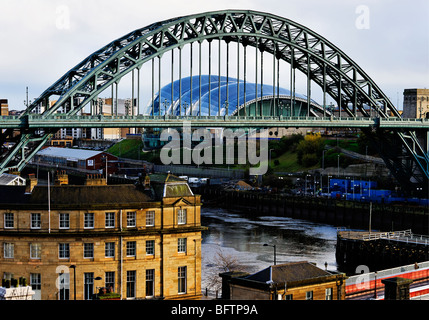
xmin=263 ymin=244 xmax=276 ymax=265
xmin=69 ymin=265 xmax=76 ymax=300
xmin=94 ymin=276 xmax=102 ymax=300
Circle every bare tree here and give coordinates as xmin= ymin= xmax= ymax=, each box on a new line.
xmin=205 ymin=248 xmax=249 ymax=293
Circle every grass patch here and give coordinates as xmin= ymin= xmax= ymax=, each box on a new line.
xmin=271 ymin=150 xmax=319 ymax=172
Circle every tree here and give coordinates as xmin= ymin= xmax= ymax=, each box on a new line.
xmin=205 ymin=248 xmax=248 ymax=293
xmin=296 ymin=133 xmax=324 ymax=166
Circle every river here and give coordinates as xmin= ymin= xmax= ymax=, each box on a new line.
xmin=200 ymin=207 xmax=339 ymax=292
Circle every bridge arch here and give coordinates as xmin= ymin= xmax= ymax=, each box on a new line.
xmin=24 ymin=10 xmax=398 ymax=120
xmin=2 ymin=10 xmax=427 ymax=193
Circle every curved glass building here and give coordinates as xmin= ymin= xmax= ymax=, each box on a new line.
xmin=144 ymin=75 xmax=323 ymax=117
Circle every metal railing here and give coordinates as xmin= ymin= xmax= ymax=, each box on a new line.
xmin=361 ymin=229 xmax=429 ymax=245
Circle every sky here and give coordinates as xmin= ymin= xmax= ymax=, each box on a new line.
xmin=0 ymin=0 xmax=428 ymax=111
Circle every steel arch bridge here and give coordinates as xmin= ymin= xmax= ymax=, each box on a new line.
xmin=1 ymin=9 xmax=428 ymax=193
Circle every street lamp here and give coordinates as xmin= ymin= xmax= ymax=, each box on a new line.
xmin=94 ymin=276 xmax=103 ymax=300
xmin=263 ymin=244 xmax=276 ymax=265
xmin=69 ymin=265 xmax=76 ymax=300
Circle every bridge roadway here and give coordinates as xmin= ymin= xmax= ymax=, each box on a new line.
xmin=1 ymin=114 xmax=429 ymax=129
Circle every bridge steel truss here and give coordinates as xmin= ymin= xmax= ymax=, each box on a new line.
xmin=1 ymin=10 xmax=428 ymax=193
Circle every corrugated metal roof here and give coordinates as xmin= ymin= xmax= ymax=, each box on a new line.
xmin=36 ymin=147 xmax=104 ymax=161
xmin=0 ymin=173 xmax=26 ymax=186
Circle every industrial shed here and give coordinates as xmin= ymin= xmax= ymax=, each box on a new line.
xmin=34 ymin=147 xmax=118 ymax=174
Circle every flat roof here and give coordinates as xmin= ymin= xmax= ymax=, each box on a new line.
xmin=36 ymin=147 xmax=105 ymax=161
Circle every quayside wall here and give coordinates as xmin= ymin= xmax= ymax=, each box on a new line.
xmin=196 ymin=187 xmax=429 ymax=235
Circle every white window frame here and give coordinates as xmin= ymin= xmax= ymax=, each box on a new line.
xmin=4 ymin=213 xmax=14 ymax=229
xmin=127 ymin=212 xmax=136 ymax=228
xmin=178 ymin=266 xmax=187 ymax=294
xmin=126 ymin=270 xmax=136 ymax=299
xmin=146 ymin=269 xmax=155 ymax=298
xmin=105 ymin=271 xmax=115 ymax=292
xmin=178 ymin=238 xmax=187 ymax=253
xmin=306 ymin=290 xmax=313 ymax=300
xmin=84 ymin=213 xmax=94 ymax=229
xmin=177 ymin=209 xmax=187 ymax=225
xmin=126 ymin=241 xmax=136 ymax=257
xmin=105 ymin=212 xmax=115 ymax=228
xmin=31 ymin=213 xmax=41 ymax=229
xmin=146 ymin=211 xmax=155 ymax=227
xmin=325 ymin=287 xmax=333 ymax=300
xmin=146 ymin=240 xmax=155 ymax=256
xmin=4 ymin=243 xmax=14 ymax=259
xmin=105 ymin=242 xmax=115 ymax=258
xmin=30 ymin=243 xmax=41 ymax=259
xmin=59 ymin=213 xmax=70 ymax=229
xmin=59 ymin=243 xmax=70 ymax=259
xmin=83 ymin=243 xmax=94 ymax=259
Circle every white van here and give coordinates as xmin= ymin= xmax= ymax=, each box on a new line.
xmin=188 ymin=177 xmax=199 ymax=184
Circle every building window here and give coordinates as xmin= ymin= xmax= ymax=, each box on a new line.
xmin=30 ymin=273 xmax=42 ymax=300
xmin=285 ymin=294 xmax=293 ymax=300
xmin=178 ymin=266 xmax=187 ymax=294
xmin=178 ymin=238 xmax=187 ymax=253
xmin=31 ymin=213 xmax=41 ymax=229
xmin=30 ymin=273 xmax=41 ymax=291
xmin=58 ymin=272 xmax=70 ymax=300
xmin=105 ymin=212 xmax=115 ymax=228
xmin=126 ymin=271 xmax=136 ymax=299
xmin=59 ymin=243 xmax=70 ymax=259
xmin=59 ymin=213 xmax=69 ymax=229
xmin=127 ymin=212 xmax=136 ymax=227
xmin=146 ymin=269 xmax=155 ymax=297
xmin=126 ymin=241 xmax=136 ymax=257
xmin=84 ymin=243 xmax=94 ymax=259
xmin=177 ymin=209 xmax=187 ymax=225
xmin=146 ymin=240 xmax=155 ymax=255
xmin=105 ymin=242 xmax=115 ymax=258
xmin=105 ymin=272 xmax=115 ymax=292
xmin=30 ymin=243 xmax=41 ymax=259
xmin=84 ymin=213 xmax=94 ymax=229
xmin=84 ymin=273 xmax=94 ymax=300
xmin=4 ymin=243 xmax=14 ymax=258
xmin=306 ymin=291 xmax=313 ymax=300
xmin=146 ymin=211 xmax=155 ymax=227
xmin=325 ymin=287 xmax=333 ymax=300
xmin=4 ymin=213 xmax=14 ymax=229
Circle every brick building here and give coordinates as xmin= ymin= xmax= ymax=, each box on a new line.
xmin=220 ymin=261 xmax=347 ymax=300
xmin=34 ymin=147 xmax=119 ymax=175
xmin=0 ymin=173 xmax=205 ymax=300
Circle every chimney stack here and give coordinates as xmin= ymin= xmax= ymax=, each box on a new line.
xmin=85 ymin=174 xmax=107 ymax=186
xmin=55 ymin=170 xmax=69 ymax=185
xmin=26 ymin=173 xmax=38 ymax=193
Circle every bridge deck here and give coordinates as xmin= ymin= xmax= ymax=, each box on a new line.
xmin=1 ymin=115 xmax=429 ymax=129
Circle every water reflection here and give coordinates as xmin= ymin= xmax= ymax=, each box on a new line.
xmin=201 ymin=207 xmax=338 ymax=289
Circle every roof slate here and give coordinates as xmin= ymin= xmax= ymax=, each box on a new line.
xmin=246 ymin=261 xmax=332 ymax=284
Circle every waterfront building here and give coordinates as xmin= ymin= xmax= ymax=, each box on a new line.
xmin=220 ymin=261 xmax=347 ymax=300
xmin=0 ymin=172 xmax=204 ymax=300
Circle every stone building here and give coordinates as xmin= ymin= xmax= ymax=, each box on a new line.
xmin=220 ymin=261 xmax=347 ymax=300
xmin=402 ymin=89 xmax=429 ymax=118
xmin=0 ymin=173 xmax=205 ymax=300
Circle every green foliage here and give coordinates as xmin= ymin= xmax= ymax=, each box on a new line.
xmin=296 ymin=133 xmax=324 ymax=167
